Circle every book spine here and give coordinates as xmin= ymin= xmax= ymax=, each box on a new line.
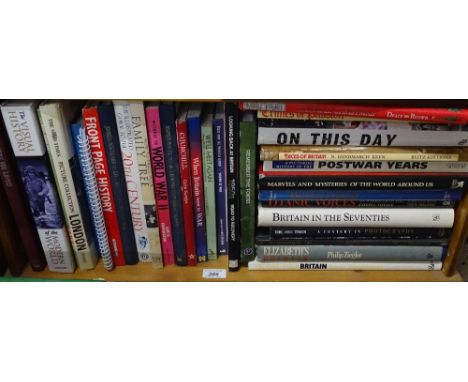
xmin=129 ymin=101 xmax=163 ymax=268
xmin=248 ymin=259 xmax=442 ymax=271
xmin=98 ymin=102 xmax=139 ymax=265
xmin=257 ymin=206 xmax=454 ymax=228
xmin=83 ymin=106 xmax=126 ymax=266
xmin=114 ymin=101 xmax=153 ymax=263
xmin=0 ymin=244 xmax=6 ymax=275
xmin=188 ymin=114 xmax=208 ymax=262
xmin=240 ymin=102 xmax=468 ymax=124
xmin=146 ymin=105 xmax=175 ymax=266
xmin=1 ymin=103 xmax=76 ymax=273
xmin=213 ymin=114 xmax=228 ymax=255
xmin=257 ymin=127 xmax=468 ymax=147
xmin=177 ymin=111 xmax=197 ymax=266
xmin=258 ymin=189 xmax=463 ymax=201
xmin=160 ymin=102 xmax=187 ymax=266
xmin=257 ymin=175 xmax=468 ymax=190
xmin=201 ymin=110 xmax=218 ymax=261
xmin=260 ymin=200 xmax=456 ymax=208
xmin=226 ymin=102 xmax=240 ymax=270
xmin=0 ymin=183 xmax=27 ymax=276
xmin=264 ymin=160 xmax=468 ymax=173
xmin=70 ymin=122 xmax=114 ymax=271
xmin=38 ymin=102 xmax=97 ymax=270
xmin=256 ymin=245 xmax=445 ymax=262
xmin=0 ymin=118 xmax=46 ymax=271
xmin=260 ymin=227 xmax=452 ymax=240
xmin=260 ymin=150 xmax=459 ymax=162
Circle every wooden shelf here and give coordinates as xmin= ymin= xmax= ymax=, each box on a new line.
xmin=19 ymin=256 xmax=463 ymax=282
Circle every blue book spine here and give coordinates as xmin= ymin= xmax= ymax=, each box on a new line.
xmin=70 ymin=121 xmax=114 ymax=270
xmin=98 ymin=102 xmax=139 ymax=265
xmin=213 ymin=105 xmax=228 ymax=256
xmin=160 ymin=102 xmax=187 ymax=266
xmin=188 ymin=107 xmax=208 ymax=263
xmin=258 ymin=189 xmax=463 ymax=201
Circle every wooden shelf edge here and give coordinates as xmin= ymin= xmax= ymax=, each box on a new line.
xmin=17 ymin=257 xmax=463 ymax=282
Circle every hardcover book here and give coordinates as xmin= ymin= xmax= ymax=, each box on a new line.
xmin=226 ymin=102 xmax=240 ymax=271
xmin=98 ymin=102 xmax=139 ymax=265
xmin=83 ymin=102 xmax=126 ymax=266
xmin=239 ymin=111 xmax=257 ymax=264
xmin=159 ymin=102 xmax=187 ymax=266
xmin=201 ymin=104 xmax=218 ymax=261
xmin=176 ymin=103 xmax=197 ymax=266
xmin=257 ymin=206 xmax=455 ymax=228
xmin=187 ymin=103 xmax=208 ymax=263
xmin=1 ymin=100 xmax=76 ymax=273
xmin=70 ymin=120 xmax=114 ymax=271
xmin=129 ymin=101 xmax=163 ymax=268
xmin=213 ymin=103 xmax=228 ymax=256
xmin=113 ymin=100 xmax=160 ymax=265
xmin=0 ymin=115 xmax=46 ymax=271
xmin=38 ymin=101 xmax=98 ymax=270
xmin=0 ymin=182 xmax=28 ymax=276
xmin=240 ymin=101 xmax=468 ymax=124
xmin=146 ymin=102 xmax=175 ymax=266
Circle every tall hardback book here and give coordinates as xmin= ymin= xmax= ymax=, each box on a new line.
xmin=239 ymin=111 xmax=257 ymax=264
xmin=0 ymin=245 xmax=7 ymax=276
xmin=240 ymin=102 xmax=468 ymax=124
xmin=113 ymin=101 xmax=161 ymax=266
xmin=1 ymin=100 xmax=75 ymax=273
xmin=0 ymin=115 xmax=46 ymax=271
xmin=187 ymin=103 xmax=208 ymax=263
xmin=98 ymin=102 xmax=139 ymax=265
xmin=38 ymin=101 xmax=98 ymax=270
xmin=201 ymin=104 xmax=218 ymax=261
xmin=257 ymin=206 xmax=455 ymax=228
xmin=83 ymin=102 xmax=125 ymax=266
xmin=226 ymin=102 xmax=240 ymax=271
xmin=146 ymin=102 xmax=175 ymax=266
xmin=0 ymin=182 xmax=28 ymax=276
xmin=128 ymin=101 xmax=163 ymax=268
xmin=176 ymin=103 xmax=197 ymax=266
xmin=70 ymin=120 xmax=114 ymax=271
xmin=159 ymin=102 xmax=187 ymax=266
xmin=213 ymin=103 xmax=228 ymax=256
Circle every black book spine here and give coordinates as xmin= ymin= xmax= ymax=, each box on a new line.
xmin=258 ymin=175 xmax=468 ymax=190
xmin=98 ymin=102 xmax=139 ymax=265
xmin=0 ymin=245 xmax=6 ymax=276
xmin=258 ymin=227 xmax=452 ymax=240
xmin=226 ymin=102 xmax=240 ymax=271
xmin=160 ymin=102 xmax=187 ymax=266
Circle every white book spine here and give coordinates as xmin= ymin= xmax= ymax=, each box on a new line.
xmin=1 ymin=102 xmax=76 ymax=273
xmin=113 ymin=101 xmax=152 ymax=263
xmin=257 ymin=206 xmax=454 ymax=228
xmin=248 ymin=259 xmax=442 ymax=271
xmin=38 ymin=102 xmax=97 ymax=270
xmin=257 ymin=127 xmax=468 ymax=147
xmin=262 ymin=160 xmax=468 ymax=173
xmin=129 ymin=101 xmax=163 ymax=268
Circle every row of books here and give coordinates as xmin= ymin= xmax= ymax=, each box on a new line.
xmin=0 ymin=101 xmax=257 ymax=274
xmin=239 ymin=101 xmax=468 ymax=271
xmin=2 ymin=100 xmax=468 ymax=275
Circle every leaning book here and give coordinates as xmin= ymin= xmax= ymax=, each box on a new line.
xmin=1 ymin=100 xmax=76 ymax=273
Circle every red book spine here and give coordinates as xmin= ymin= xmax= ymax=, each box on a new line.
xmin=241 ymin=102 xmax=468 ymax=124
xmin=146 ymin=105 xmax=175 ymax=266
xmin=176 ymin=115 xmax=197 ymax=266
xmin=83 ymin=105 xmax=126 ymax=266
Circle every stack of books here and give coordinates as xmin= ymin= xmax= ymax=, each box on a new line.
xmin=242 ymin=101 xmax=468 ymax=271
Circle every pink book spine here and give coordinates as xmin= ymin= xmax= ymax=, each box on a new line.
xmin=146 ymin=104 xmax=175 ymax=265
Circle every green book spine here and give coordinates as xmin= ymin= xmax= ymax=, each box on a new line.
xmin=201 ymin=106 xmax=218 ymax=260
xmin=240 ymin=113 xmax=257 ymax=263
